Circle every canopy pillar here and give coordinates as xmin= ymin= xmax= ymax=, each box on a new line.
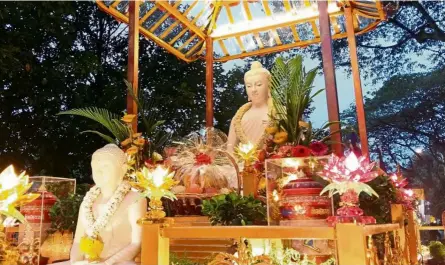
xmin=345 ymin=6 xmax=369 ymax=158
xmin=205 ymin=37 xmax=214 ymax=128
xmin=318 ymin=1 xmax=343 ymax=156
xmin=127 ymin=0 xmax=140 ymax=132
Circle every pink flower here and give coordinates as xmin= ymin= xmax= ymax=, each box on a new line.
xmin=321 ymin=153 xmax=378 ymax=183
xmin=309 ymin=141 xmax=329 ymax=156
xmin=278 ymin=145 xmax=293 ymax=156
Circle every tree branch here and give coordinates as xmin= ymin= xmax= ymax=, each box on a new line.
xmin=405 ymin=1 xmax=445 ymax=43
xmin=358 ymin=36 xmax=411 ymax=49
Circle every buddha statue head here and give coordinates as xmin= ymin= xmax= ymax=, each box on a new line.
xmin=244 ymin=61 xmax=271 ymax=107
xmin=91 ymin=144 xmax=127 ymax=191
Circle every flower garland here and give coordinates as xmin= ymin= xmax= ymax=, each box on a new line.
xmin=79 ymin=181 xmax=131 ymax=261
xmin=82 ymin=181 xmax=131 ymax=238
xmin=233 ymin=102 xmax=269 ymax=149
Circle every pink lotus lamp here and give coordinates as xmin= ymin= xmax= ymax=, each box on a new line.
xmin=320 ymin=152 xmax=379 ymax=226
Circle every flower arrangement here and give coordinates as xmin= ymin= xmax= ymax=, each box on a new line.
xmin=169 ymin=128 xmax=235 ymax=194
xmin=256 ymin=56 xmax=340 ymax=168
xmin=119 ymin=114 xmax=165 ymax=175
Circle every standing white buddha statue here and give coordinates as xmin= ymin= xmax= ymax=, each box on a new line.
xmin=227 ymin=61 xmax=273 ymax=154
xmin=53 ymin=144 xmax=146 ymax=265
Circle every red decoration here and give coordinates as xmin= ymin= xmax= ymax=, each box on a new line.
xmin=254 ymin=161 xmax=264 ymax=172
xmin=21 ymin=190 xmax=57 ymax=223
xmin=258 ymin=150 xmax=266 ymax=162
xmin=291 ymin=145 xmax=312 ymax=158
xmin=194 ymin=153 xmax=213 ymax=166
xmin=309 ymin=141 xmax=328 ymax=156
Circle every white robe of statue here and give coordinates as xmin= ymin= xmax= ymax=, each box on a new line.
xmin=227 ymin=61 xmax=272 ymax=155
xmin=53 ymin=144 xmax=147 ymax=265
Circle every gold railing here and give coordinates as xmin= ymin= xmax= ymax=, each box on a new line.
xmin=416 ymin=224 xmax=444 ymax=263
xmin=140 ymin=220 xmax=406 ymax=265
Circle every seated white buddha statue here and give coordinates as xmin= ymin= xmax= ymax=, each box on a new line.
xmin=54 ymin=144 xmax=146 ymax=265
xmin=227 ymin=61 xmax=272 ymax=154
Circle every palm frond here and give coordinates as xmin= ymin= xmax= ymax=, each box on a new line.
xmin=58 ymin=107 xmax=129 ymax=142
xmin=271 ymin=55 xmax=320 ymax=144
xmin=81 ymin=130 xmax=116 ymax=144
xmin=124 ymin=79 xmax=172 ymax=157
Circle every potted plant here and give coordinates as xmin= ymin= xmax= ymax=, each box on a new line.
xmin=428 ymin=241 xmax=445 ymax=265
xmin=201 ymin=192 xmax=266 ymax=226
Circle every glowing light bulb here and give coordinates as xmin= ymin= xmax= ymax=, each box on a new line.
xmin=240 ymin=142 xmax=254 ymax=154
xmin=151 ymin=166 xmax=170 ymax=188
xmin=344 ymin=152 xmax=360 ymax=171
xmin=390 ymin=174 xmax=398 ymax=182
xmin=272 ymin=190 xmax=279 ymax=202
xmin=404 ymin=189 xmax=414 ymax=197
xmin=0 ymin=165 xmax=21 ymax=190
xmin=284 ymin=158 xmax=300 ymax=168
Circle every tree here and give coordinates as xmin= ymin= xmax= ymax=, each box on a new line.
xmin=407 ymin=152 xmax=445 ymax=218
xmin=342 ymin=67 xmax=445 ymax=171
xmin=301 ymin=1 xmax=445 ymax=84
xmin=0 ymin=2 xmax=247 ymax=180
xmin=0 ymin=2 xmax=129 ymax=180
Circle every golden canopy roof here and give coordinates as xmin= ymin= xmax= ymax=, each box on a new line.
xmin=96 ymin=0 xmax=388 ymax=62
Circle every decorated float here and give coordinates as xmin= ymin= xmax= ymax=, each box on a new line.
xmin=2 ymin=0 xmax=431 ymax=265
xmin=85 ymin=0 xmax=421 ymax=264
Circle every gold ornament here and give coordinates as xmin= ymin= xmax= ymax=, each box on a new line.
xmin=233 ymin=103 xmax=269 ymax=149
xmin=79 ymin=235 xmax=104 ymax=262
xmin=208 ymin=238 xmax=271 ymax=265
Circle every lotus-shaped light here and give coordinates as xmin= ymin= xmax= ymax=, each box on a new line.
xmin=235 ymin=142 xmax=257 ymax=165
xmin=132 ymin=165 xmax=178 ymax=200
xmin=0 ymin=165 xmax=39 ymax=223
xmin=321 ymin=153 xmax=378 ymax=184
xmin=320 ymin=153 xmax=379 ymax=197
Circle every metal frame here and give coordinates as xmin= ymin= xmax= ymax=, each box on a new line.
xmin=97 ymin=0 xmax=394 ymax=157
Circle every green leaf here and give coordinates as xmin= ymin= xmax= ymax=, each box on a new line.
xmin=80 ymin=130 xmax=115 ymax=143
xmin=58 ymin=107 xmax=129 ymax=142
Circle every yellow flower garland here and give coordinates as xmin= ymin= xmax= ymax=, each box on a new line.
xmin=233 ymin=102 xmax=269 ymax=149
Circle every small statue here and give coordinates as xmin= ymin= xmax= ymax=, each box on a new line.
xmin=53 ymin=144 xmax=146 ymax=265
xmin=227 ymin=61 xmax=273 ymax=154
